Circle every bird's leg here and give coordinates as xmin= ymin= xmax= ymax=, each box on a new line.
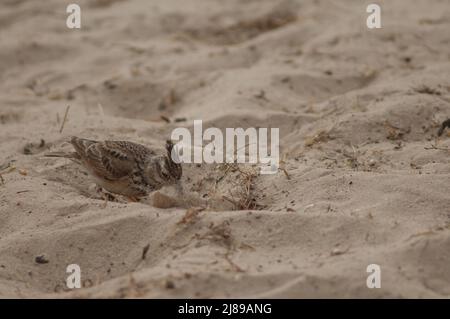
xmin=95 ymin=185 xmax=118 ymax=205
xmin=101 ymin=195 xmax=108 ymax=208
xmin=95 ymin=186 xmax=108 ymax=208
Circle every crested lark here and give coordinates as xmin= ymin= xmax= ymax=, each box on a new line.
xmin=47 ymin=136 xmax=182 ymax=200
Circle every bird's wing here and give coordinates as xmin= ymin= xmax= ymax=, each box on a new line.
xmin=71 ymin=137 xmax=139 ymax=180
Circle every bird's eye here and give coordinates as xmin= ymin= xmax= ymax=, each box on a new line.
xmin=161 ymin=171 xmax=169 ymax=179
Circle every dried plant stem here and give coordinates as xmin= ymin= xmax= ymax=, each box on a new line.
xmin=59 ymin=105 xmax=71 ymax=133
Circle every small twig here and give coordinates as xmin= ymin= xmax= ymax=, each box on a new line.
xmin=177 ymin=207 xmax=204 ymax=225
xmin=280 ymin=167 xmax=291 ymax=180
xmin=0 ymin=165 xmax=16 ymax=175
xmin=424 ymin=144 xmax=450 ymax=151
xmin=141 ymin=244 xmax=150 ymax=260
xmin=0 ymin=160 xmax=13 ymax=171
xmin=160 ymin=115 xmax=170 ymax=123
xmin=97 ymin=103 xmax=105 ymax=117
xmin=216 ymin=164 xmax=233 ymax=184
xmin=224 ymin=252 xmax=244 ymax=272
xmin=59 ymin=105 xmax=71 ymax=133
xmin=222 ymin=195 xmax=239 ymax=207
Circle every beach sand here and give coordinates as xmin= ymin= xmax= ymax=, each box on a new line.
xmin=0 ymin=0 xmax=450 ymax=298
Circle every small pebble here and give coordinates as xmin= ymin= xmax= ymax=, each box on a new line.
xmin=35 ymin=255 xmax=49 ymax=264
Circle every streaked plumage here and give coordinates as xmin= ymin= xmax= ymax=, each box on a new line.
xmin=47 ymin=136 xmax=182 ymax=199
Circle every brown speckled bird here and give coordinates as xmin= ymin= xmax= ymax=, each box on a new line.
xmin=47 ymin=137 xmax=182 ymax=200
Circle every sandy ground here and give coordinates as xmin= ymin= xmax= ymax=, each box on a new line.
xmin=1 ymin=0 xmax=450 ymax=298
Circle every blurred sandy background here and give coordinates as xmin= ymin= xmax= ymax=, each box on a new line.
xmin=1 ymin=0 xmax=450 ymax=298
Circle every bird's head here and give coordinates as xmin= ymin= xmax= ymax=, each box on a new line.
xmin=162 ymin=140 xmax=182 ymax=182
xmin=142 ymin=140 xmax=182 ymax=186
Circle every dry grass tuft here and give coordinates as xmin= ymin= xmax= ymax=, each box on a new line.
xmin=221 ymin=164 xmax=262 ymax=210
